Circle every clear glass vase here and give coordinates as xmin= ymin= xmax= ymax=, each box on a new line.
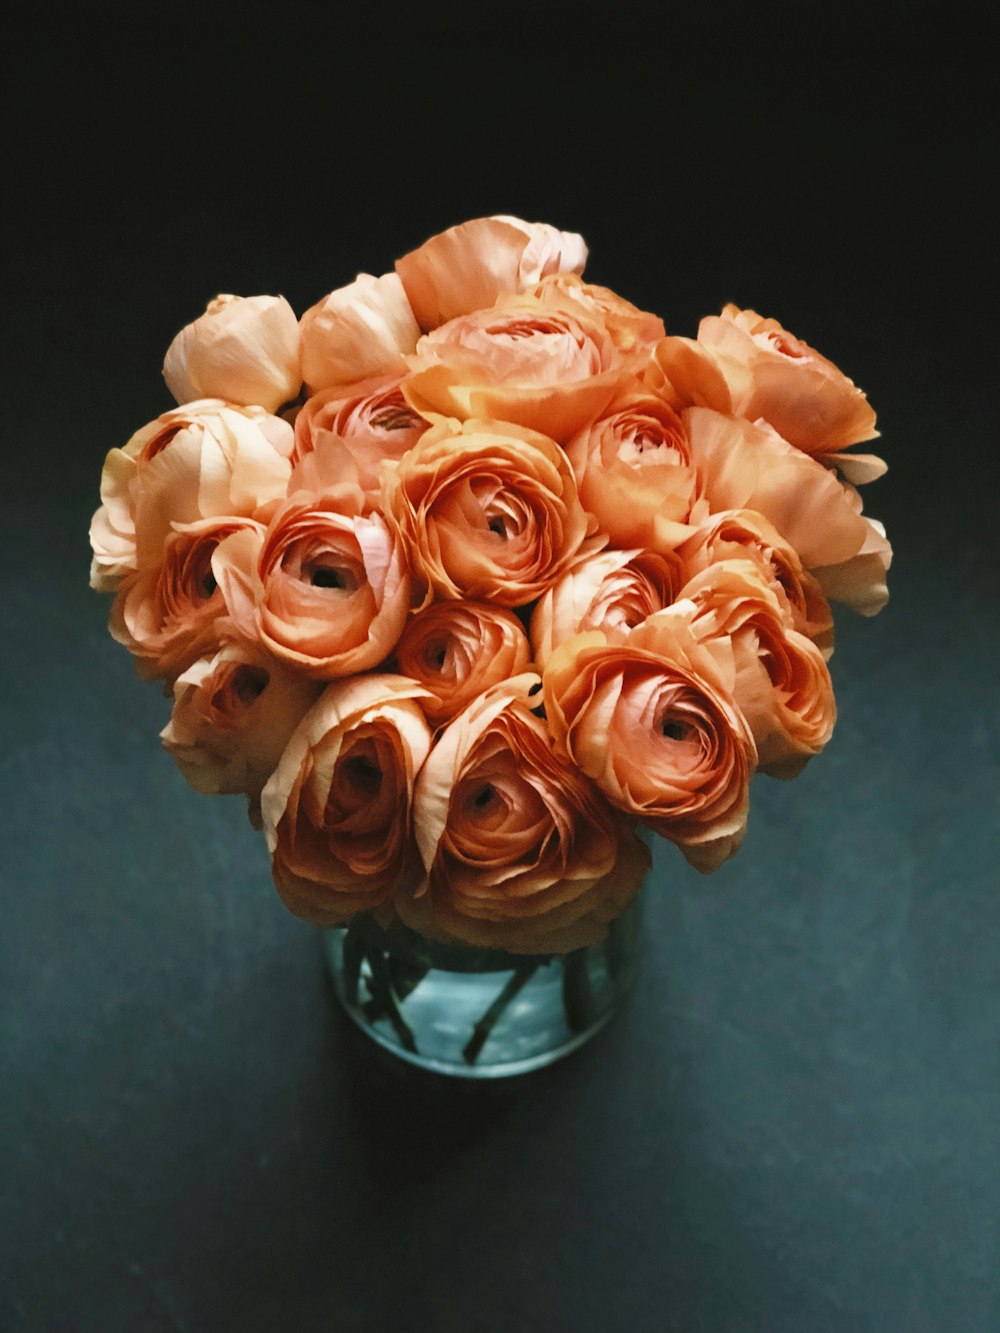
xmin=322 ymin=894 xmax=643 ymax=1078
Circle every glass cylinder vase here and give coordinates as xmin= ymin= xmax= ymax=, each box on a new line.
xmin=322 ymin=893 xmax=643 ymax=1078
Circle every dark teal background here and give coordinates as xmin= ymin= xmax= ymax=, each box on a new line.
xmin=3 ymin=5 xmax=997 ymax=1330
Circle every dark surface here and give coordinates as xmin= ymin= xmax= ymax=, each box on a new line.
xmin=2 ymin=8 xmax=997 ymax=1331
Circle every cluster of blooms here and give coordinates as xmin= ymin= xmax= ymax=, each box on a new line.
xmin=89 ymin=216 xmax=891 ymax=954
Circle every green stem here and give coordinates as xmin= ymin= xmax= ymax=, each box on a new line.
xmin=561 ymin=950 xmax=597 ymax=1033
xmin=462 ymin=960 xmax=543 ymax=1066
xmin=363 ymin=941 xmax=417 ymax=1053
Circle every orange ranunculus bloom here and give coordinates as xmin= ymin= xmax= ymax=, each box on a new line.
xmin=395 ymin=215 xmax=587 ymax=331
xmin=163 ymin=293 xmax=301 ymax=414
xmin=677 ymin=559 xmax=837 ymax=778
xmin=261 ymin=675 xmax=433 ymax=925
xmin=685 ymin=407 xmax=891 ymax=615
xmin=530 ymin=548 xmax=683 ymax=669
xmin=394 ymin=600 xmax=531 ymax=729
xmin=382 ymin=418 xmax=600 ymax=607
xmin=109 ymin=515 xmax=264 ymax=682
xmin=290 ymin=375 xmax=427 ymax=506
xmin=299 ymin=272 xmax=421 ymax=392
xmin=697 ymin=305 xmax=885 ymax=483
xmin=89 ymin=400 xmax=293 ymax=591
xmin=161 ymin=643 xmax=320 ymax=808
xmin=399 ymin=675 xmax=649 ymax=954
xmin=531 ymin=273 xmax=665 ymax=369
xmin=566 ymin=391 xmax=709 ymax=552
xmin=543 ymin=614 xmax=757 ymax=873
xmin=678 ymin=509 xmax=834 ymax=657
xmin=212 ymin=482 xmax=411 ymax=679
xmin=401 ymin=291 xmax=628 ymax=442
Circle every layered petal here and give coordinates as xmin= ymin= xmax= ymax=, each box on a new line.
xmin=160 ymin=643 xmax=321 ymax=806
xmin=383 ymin=418 xmax=600 ymax=607
xmin=163 ymin=293 xmax=301 ymax=412
xmin=400 ymin=675 xmax=649 ymax=953
xmin=300 ymin=272 xmax=420 ymax=391
xmin=260 ymin=675 xmax=433 ymax=924
xmin=394 ymin=601 xmax=531 ymax=728
xmin=543 ymin=617 xmax=756 ymax=872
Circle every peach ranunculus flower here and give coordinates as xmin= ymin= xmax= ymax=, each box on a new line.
xmin=211 ymin=480 xmax=411 ymax=680
xmin=299 ymin=272 xmax=421 ymax=392
xmin=698 ymin=306 xmax=885 ymax=483
xmin=677 ymin=509 xmax=834 ymax=657
xmin=530 ymin=548 xmax=684 ymax=670
xmin=290 ymin=375 xmax=427 ymax=504
xmin=678 ymin=559 xmax=837 ymax=779
xmin=260 ymin=675 xmax=433 ymax=925
xmin=566 ymin=391 xmax=709 ymax=552
xmin=160 ymin=643 xmax=321 ymax=813
xmin=531 ymin=273 xmax=666 ymax=369
xmin=109 ymin=515 xmax=263 ymax=682
xmin=543 ymin=613 xmax=757 ymax=872
xmin=395 ymin=215 xmax=587 ymax=331
xmin=383 ymin=418 xmax=600 ymax=607
xmin=89 ymin=400 xmax=293 ymax=591
xmin=685 ymin=407 xmax=891 ymax=615
xmin=394 ymin=601 xmax=531 ymax=729
xmin=162 ymin=294 xmax=301 ymax=414
xmin=401 ymin=291 xmax=628 ymax=442
xmin=398 ymin=675 xmax=650 ymax=954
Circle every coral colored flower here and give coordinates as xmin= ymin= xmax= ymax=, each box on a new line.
xmin=677 ymin=560 xmax=837 ymax=778
xmin=530 ymin=548 xmax=683 ymax=669
xmin=566 ymin=392 xmax=709 ymax=551
xmin=383 ymin=418 xmax=600 ymax=607
xmin=89 ymin=400 xmax=293 ymax=591
xmin=698 ymin=305 xmax=885 ymax=482
xmin=678 ymin=509 xmax=834 ymax=657
xmin=299 ymin=272 xmax=420 ymax=391
xmin=163 ymin=293 xmax=301 ymax=413
xmin=160 ymin=643 xmax=320 ymax=809
xmin=261 ymin=676 xmax=433 ymax=925
xmin=399 ymin=675 xmax=649 ymax=954
xmin=532 ymin=273 xmax=665 ymax=368
xmin=291 ymin=375 xmax=427 ymax=505
xmin=212 ymin=483 xmax=411 ymax=679
xmin=109 ymin=515 xmax=262 ymax=682
xmin=394 ymin=601 xmax=531 ymax=729
xmin=402 ymin=292 xmax=628 ymax=442
xmin=395 ymin=215 xmax=587 ymax=331
xmin=685 ymin=407 xmax=891 ymax=615
xmin=543 ymin=616 xmax=756 ymax=873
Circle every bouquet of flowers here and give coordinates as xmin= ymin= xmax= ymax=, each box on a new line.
xmin=89 ymin=215 xmax=891 ymax=960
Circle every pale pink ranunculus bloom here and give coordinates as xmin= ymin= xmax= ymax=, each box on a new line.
xmin=291 ymin=375 xmax=427 ymax=506
xmin=163 ymin=293 xmax=301 ymax=413
xmin=532 ymin=273 xmax=665 ymax=369
xmin=678 ymin=508 xmax=834 ymax=658
xmin=399 ymin=674 xmax=649 ymax=954
xmin=530 ymin=548 xmax=683 ymax=669
xmin=160 ymin=643 xmax=321 ymax=809
xmin=395 ymin=215 xmax=587 ymax=331
xmin=89 ymin=400 xmax=293 ymax=591
xmin=299 ymin=272 xmax=420 ymax=392
xmin=211 ymin=483 xmax=411 ymax=679
xmin=677 ymin=559 xmax=837 ymax=779
xmin=109 ymin=515 xmax=263 ymax=683
xmin=382 ymin=417 xmax=601 ymax=608
xmin=697 ymin=305 xmax=885 ymax=482
xmin=685 ymin=407 xmax=891 ymax=615
xmin=260 ymin=674 xmax=433 ymax=925
xmin=402 ymin=291 xmax=628 ymax=442
xmin=543 ymin=613 xmax=757 ymax=873
xmin=566 ymin=392 xmax=710 ymax=552
xmin=394 ymin=600 xmax=531 ymax=730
